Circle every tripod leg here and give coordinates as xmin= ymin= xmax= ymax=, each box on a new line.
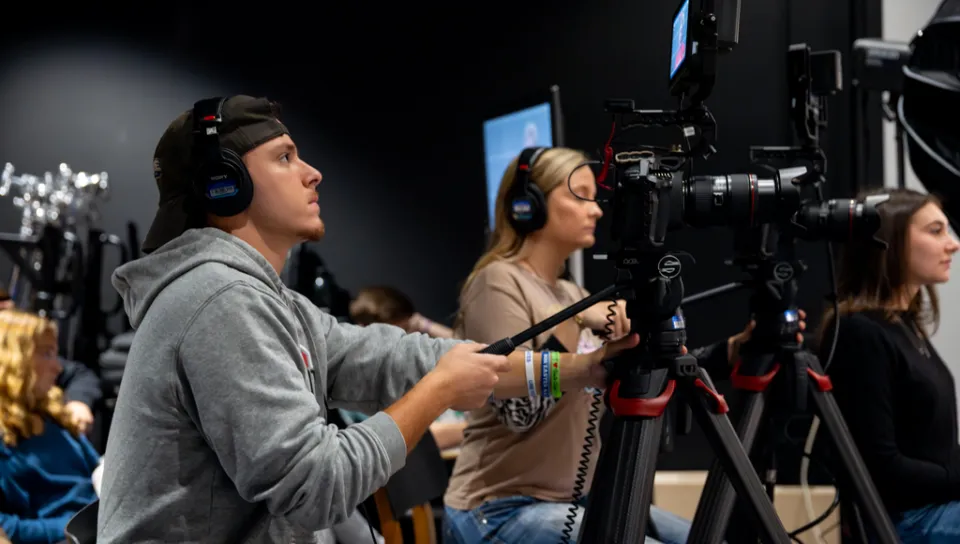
xmin=688 ymin=390 xmax=770 ymax=543
xmin=688 ymin=359 xmax=779 ymax=544
xmin=680 ymin=368 xmax=791 ymax=544
xmin=802 ymin=354 xmax=900 ymax=543
xmin=578 ymin=369 xmax=670 ymax=544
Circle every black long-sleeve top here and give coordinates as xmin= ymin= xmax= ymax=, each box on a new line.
xmin=56 ymin=357 xmax=103 ymax=409
xmin=822 ymin=310 xmax=960 ymax=514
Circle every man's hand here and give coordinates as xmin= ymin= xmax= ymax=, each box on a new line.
xmin=727 ymin=309 xmax=808 ymax=363
xmin=430 ymin=343 xmax=510 ymax=411
xmin=64 ymin=400 xmax=94 ymax=434
xmin=580 ymin=300 xmax=630 ymax=340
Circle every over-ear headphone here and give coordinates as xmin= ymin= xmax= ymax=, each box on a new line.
xmin=507 ymin=147 xmax=548 ymax=235
xmin=191 ymin=97 xmax=255 ymax=217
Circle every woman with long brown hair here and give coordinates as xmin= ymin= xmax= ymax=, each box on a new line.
xmin=442 ymin=147 xmax=761 ymax=544
xmin=0 ymin=310 xmax=101 ymax=543
xmin=820 ymin=188 xmax=960 ymax=543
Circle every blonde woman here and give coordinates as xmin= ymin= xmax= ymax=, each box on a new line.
xmin=443 ymin=147 xmax=763 ymax=544
xmin=0 ymin=310 xmax=101 ymax=543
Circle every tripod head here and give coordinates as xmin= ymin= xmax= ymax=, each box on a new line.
xmin=606 ymin=233 xmax=695 ymax=418
xmin=592 ymin=126 xmax=704 ymax=417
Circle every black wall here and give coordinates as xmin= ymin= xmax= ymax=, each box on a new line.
xmin=0 ymin=1 xmax=880 ymax=472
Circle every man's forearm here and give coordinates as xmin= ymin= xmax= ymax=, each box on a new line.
xmin=492 ymin=350 xmax=593 ymax=400
xmin=384 ymin=374 xmax=452 ymax=453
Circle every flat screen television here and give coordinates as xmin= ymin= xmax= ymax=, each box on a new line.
xmin=481 ymin=85 xmax=584 ymax=286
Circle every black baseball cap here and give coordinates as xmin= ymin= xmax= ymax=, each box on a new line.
xmin=142 ymin=95 xmax=290 ymax=254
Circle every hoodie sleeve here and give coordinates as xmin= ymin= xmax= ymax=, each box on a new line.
xmin=177 ymin=283 xmax=406 ymax=531
xmin=312 ymin=308 xmax=462 ymax=413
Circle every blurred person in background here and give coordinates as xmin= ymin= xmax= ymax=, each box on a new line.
xmin=0 ymin=309 xmax=101 ymax=544
xmin=0 ymin=287 xmax=101 ymax=436
xmin=345 ymin=285 xmax=464 ymax=449
xmin=350 ymin=285 xmax=454 ymax=338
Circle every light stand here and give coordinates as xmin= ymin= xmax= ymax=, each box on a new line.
xmin=0 ymin=226 xmax=80 ymax=319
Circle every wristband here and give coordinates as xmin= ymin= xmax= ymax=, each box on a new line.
xmin=524 ymin=351 xmax=537 ymax=398
xmin=541 ymin=351 xmax=551 ymax=399
xmin=550 ymin=351 xmax=562 ymax=399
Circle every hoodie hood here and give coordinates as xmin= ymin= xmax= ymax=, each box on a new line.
xmin=113 ymin=228 xmax=287 ymax=328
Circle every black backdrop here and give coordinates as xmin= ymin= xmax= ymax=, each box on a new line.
xmin=0 ymin=0 xmax=882 ymax=472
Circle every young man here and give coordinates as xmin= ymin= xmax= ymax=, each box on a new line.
xmin=98 ymin=95 xmax=640 ymax=543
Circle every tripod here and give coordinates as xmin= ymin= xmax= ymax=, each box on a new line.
xmin=575 ymin=249 xmax=791 ymax=544
xmin=685 ymin=227 xmax=899 ymax=543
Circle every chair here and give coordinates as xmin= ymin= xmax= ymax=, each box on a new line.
xmin=65 ymin=499 xmax=99 ymax=544
xmin=372 ymin=432 xmax=449 ymax=544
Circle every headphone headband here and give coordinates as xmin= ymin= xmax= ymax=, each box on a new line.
xmin=517 ymin=147 xmax=546 ymax=173
xmin=192 ymin=97 xmax=227 ymax=165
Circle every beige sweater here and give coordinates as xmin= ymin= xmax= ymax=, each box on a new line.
xmin=444 ymin=260 xmax=604 ymax=510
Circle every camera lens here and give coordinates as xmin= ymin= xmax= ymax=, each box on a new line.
xmin=682 ymin=169 xmax=801 ymax=228
xmin=793 ymin=194 xmax=887 ymax=242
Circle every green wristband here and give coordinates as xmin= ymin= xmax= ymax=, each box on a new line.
xmin=550 ymin=351 xmax=562 ymax=398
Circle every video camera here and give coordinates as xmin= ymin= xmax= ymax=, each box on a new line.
xmin=587 ymin=25 xmax=886 ymax=268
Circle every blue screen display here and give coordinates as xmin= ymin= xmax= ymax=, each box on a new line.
xmin=482 ymin=102 xmax=553 ymax=230
xmin=670 ymin=0 xmax=690 ymax=79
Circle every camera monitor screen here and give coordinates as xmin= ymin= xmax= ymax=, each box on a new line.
xmin=482 ymin=102 xmax=554 ymax=230
xmin=670 ymin=0 xmax=691 ymax=79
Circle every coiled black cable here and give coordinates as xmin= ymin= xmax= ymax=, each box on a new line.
xmin=560 ymin=297 xmax=618 ymax=543
xmin=601 ymin=300 xmax=618 ymax=340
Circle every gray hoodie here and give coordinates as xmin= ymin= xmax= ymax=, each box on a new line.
xmin=98 ymin=228 xmax=459 ymax=543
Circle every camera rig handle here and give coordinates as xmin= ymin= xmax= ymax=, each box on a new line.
xmin=603 ymin=100 xmax=719 ymax=161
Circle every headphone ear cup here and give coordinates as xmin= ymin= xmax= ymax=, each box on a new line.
xmin=508 ymin=183 xmax=548 ymax=235
xmin=197 ymin=149 xmax=254 ymax=217
xmin=507 ymin=146 xmax=549 ymax=236
xmin=524 ymin=184 xmax=547 ymax=231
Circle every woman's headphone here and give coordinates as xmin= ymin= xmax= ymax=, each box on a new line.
xmin=507 ymin=147 xmax=548 ymax=235
xmin=191 ymin=97 xmax=255 ymax=217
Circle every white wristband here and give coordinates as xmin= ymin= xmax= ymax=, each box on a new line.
xmin=525 ymin=350 xmax=537 ymax=398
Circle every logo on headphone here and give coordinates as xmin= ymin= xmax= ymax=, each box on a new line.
xmin=206 ymin=179 xmax=238 ymax=200
xmin=511 ymin=198 xmax=534 ymax=221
